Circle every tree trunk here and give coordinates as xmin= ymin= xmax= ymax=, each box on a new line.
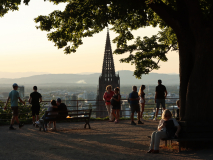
xmin=184 ymin=30 xmax=213 ymax=122
xmin=178 ymin=35 xmax=195 ymax=121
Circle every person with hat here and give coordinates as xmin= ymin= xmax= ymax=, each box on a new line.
xmin=153 ymin=80 xmax=167 ymax=121
xmin=4 ymin=83 xmax=25 ymax=130
xmin=28 ymin=86 xmax=42 ymax=126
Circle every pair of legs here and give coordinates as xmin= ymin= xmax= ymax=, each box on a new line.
xmin=111 ymin=109 xmax=120 ymax=121
xmin=106 ymin=104 xmax=114 ymax=121
xmin=11 ymin=107 xmax=20 ymax=125
xmin=150 ymin=131 xmax=167 ymax=150
xmin=32 ymin=106 xmax=40 ymax=124
xmin=140 ymin=103 xmax=145 ymax=120
xmin=48 ymin=121 xmax=56 ymax=129
xmin=11 ymin=115 xmax=19 ymax=125
xmin=32 ymin=115 xmax=39 ymax=124
xmin=130 ymin=104 xmax=140 ymax=122
xmin=155 ymin=99 xmax=166 ymax=118
xmin=42 ymin=116 xmax=56 ymax=130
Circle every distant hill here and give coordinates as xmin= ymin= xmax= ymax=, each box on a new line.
xmin=0 ymin=70 xmax=179 ymax=85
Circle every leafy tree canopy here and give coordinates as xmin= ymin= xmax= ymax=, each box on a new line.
xmin=0 ymin=0 xmax=31 ymax=17
xmin=2 ymin=0 xmax=213 ymax=78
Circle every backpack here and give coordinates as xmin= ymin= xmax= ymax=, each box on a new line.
xmin=165 ymin=119 xmax=177 ymax=138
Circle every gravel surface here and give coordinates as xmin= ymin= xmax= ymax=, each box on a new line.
xmin=0 ymin=120 xmax=212 ymax=160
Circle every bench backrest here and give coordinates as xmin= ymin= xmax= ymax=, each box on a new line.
xmin=44 ymin=109 xmax=92 ymax=119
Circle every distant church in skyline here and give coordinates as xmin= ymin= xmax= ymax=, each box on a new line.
xmin=96 ymin=29 xmax=120 ymax=118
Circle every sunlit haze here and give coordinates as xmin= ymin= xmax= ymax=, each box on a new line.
xmin=0 ymin=0 xmax=179 ymax=79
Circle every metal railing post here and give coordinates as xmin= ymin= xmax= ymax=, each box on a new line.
xmin=77 ymin=100 xmax=78 ymax=117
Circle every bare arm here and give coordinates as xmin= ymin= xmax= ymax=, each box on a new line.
xmin=4 ymin=97 xmax=10 ymax=110
xmin=39 ymin=97 xmax=42 ymax=103
xmin=155 ymin=92 xmax=157 ymax=103
xmin=28 ymin=97 xmax=32 ymax=104
xmin=18 ymin=97 xmax=25 ymax=105
xmin=165 ymin=90 xmax=168 ymax=98
xmin=113 ymin=95 xmax=121 ymax=102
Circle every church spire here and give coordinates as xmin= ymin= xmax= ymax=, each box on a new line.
xmin=102 ymin=28 xmax=115 ymax=78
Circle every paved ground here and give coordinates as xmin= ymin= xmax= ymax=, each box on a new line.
xmin=0 ymin=120 xmax=212 ymax=160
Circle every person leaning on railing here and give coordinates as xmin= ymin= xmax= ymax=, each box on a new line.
xmin=147 ymin=109 xmax=181 ymax=154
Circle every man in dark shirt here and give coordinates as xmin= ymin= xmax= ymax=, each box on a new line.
xmin=129 ymin=86 xmax=143 ymax=125
xmin=56 ymin=98 xmax=68 ymax=118
xmin=29 ymin=86 xmax=42 ymax=125
xmin=154 ymin=80 xmax=167 ymax=121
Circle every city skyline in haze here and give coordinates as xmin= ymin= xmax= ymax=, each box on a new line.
xmin=0 ymin=0 xmax=179 ymax=79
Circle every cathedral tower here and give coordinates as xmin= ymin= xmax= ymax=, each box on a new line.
xmin=96 ymin=29 xmax=120 ymax=118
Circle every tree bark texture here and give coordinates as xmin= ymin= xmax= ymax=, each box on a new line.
xmin=151 ymin=0 xmax=213 ymax=122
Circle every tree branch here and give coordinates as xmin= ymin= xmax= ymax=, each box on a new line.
xmin=184 ymin=0 xmax=203 ymax=34
xmin=148 ymin=1 xmax=180 ymax=33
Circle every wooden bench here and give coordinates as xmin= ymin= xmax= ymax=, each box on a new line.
xmin=38 ymin=109 xmax=92 ymax=132
xmin=161 ymin=121 xmax=213 ymax=152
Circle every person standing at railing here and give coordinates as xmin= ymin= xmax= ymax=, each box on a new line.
xmin=129 ymin=86 xmax=143 ymax=125
xmin=138 ymin=85 xmax=146 ymax=124
xmin=103 ymin=85 xmax=114 ymax=122
xmin=153 ymin=80 xmax=167 ymax=121
xmin=111 ymin=87 xmax=121 ymax=123
xmin=28 ymin=86 xmax=42 ymax=126
xmin=4 ymin=83 xmax=25 ymax=130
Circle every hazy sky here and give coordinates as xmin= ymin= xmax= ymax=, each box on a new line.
xmin=0 ymin=0 xmax=179 ymax=78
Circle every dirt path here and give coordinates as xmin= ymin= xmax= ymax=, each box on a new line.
xmin=0 ymin=120 xmax=212 ymax=160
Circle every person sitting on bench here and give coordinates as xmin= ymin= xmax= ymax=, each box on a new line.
xmin=56 ymin=98 xmax=68 ymax=118
xmin=147 ymin=109 xmax=181 ymax=153
xmin=36 ymin=100 xmax=58 ymax=131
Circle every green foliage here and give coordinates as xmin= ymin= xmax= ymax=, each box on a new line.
xmin=0 ymin=0 xmax=32 ymax=17
xmin=33 ymin=0 xmax=183 ymax=78
xmin=0 ymin=101 xmax=47 ymax=124
xmin=3 ymin=0 xmax=213 ymax=78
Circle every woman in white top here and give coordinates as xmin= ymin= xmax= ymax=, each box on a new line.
xmin=138 ymin=85 xmax=145 ymax=123
xmin=147 ymin=109 xmax=181 ymax=153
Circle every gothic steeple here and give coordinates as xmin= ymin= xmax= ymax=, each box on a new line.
xmin=96 ymin=28 xmax=120 ymax=118
xmin=102 ymin=28 xmax=116 ymax=80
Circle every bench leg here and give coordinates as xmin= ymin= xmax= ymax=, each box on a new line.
xmin=84 ymin=121 xmax=91 ymax=129
xmin=165 ymin=140 xmax=167 ymax=146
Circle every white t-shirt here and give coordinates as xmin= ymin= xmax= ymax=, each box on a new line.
xmin=47 ymin=107 xmax=58 ymax=115
xmin=158 ymin=118 xmax=179 ymax=132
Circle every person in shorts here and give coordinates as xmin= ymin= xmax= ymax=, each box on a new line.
xmin=103 ymin=85 xmax=114 ymax=122
xmin=111 ymin=87 xmax=121 ymax=123
xmin=28 ymin=86 xmax=42 ymax=126
xmin=129 ymin=86 xmax=143 ymax=125
xmin=4 ymin=83 xmax=25 ymax=130
xmin=154 ymin=79 xmax=167 ymax=121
